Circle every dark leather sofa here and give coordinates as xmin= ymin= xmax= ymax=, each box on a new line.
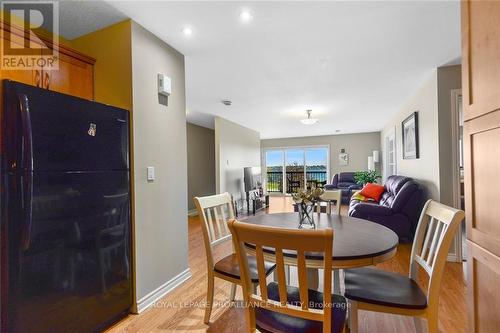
xmin=324 ymin=172 xmax=362 ymax=204
xmin=348 ymin=175 xmax=425 ymax=242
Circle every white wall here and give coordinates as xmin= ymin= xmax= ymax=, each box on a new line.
xmin=215 ymin=117 xmax=261 ymax=200
xmin=261 ymin=132 xmax=381 ymax=179
xmin=131 ymin=22 xmax=189 ymax=308
xmin=381 ymin=71 xmax=440 ymax=200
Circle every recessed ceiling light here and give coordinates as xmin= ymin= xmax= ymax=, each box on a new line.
xmin=182 ymin=27 xmax=193 ymax=36
xmin=300 ymin=110 xmax=318 ymax=125
xmin=239 ymin=10 xmax=253 ymax=22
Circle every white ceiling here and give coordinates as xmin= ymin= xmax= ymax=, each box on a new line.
xmin=60 ymin=1 xmax=461 ymax=138
xmin=58 ymin=0 xmax=127 ymax=39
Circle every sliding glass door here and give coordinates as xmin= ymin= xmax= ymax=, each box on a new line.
xmin=265 ymin=150 xmax=284 ymax=193
xmin=305 ymin=148 xmax=328 ymax=188
xmin=264 ymin=146 xmax=329 ymax=194
xmin=285 ymin=149 xmax=305 ymax=194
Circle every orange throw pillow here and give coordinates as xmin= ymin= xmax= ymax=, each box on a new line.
xmin=360 ymin=183 xmax=385 ymax=202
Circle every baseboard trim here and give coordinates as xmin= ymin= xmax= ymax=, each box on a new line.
xmin=135 ymin=268 xmax=192 ymax=313
xmin=188 ymin=209 xmax=198 ymax=217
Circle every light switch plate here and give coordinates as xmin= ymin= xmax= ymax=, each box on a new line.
xmin=147 ymin=166 xmax=155 ymax=181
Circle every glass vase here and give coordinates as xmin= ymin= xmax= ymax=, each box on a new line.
xmin=297 ymin=201 xmax=316 ymax=229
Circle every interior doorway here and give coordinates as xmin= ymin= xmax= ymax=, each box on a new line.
xmin=451 ymin=89 xmax=466 ymax=261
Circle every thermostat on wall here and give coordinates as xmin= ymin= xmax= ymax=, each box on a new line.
xmin=157 ymin=74 xmax=171 ymax=96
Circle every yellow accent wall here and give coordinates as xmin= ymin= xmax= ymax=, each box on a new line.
xmin=69 ymin=20 xmax=132 ymax=111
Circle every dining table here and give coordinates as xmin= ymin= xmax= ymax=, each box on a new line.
xmin=242 ymin=212 xmax=399 ymax=292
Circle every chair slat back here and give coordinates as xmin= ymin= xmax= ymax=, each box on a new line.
xmin=409 ymin=200 xmax=465 ymax=308
xmin=194 ymin=193 xmax=235 ymax=268
xmin=228 ymin=220 xmax=334 ymax=333
xmin=319 ymin=190 xmax=342 ymax=215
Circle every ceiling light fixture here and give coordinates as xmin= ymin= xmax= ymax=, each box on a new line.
xmin=182 ymin=27 xmax=193 ymax=36
xmin=239 ymin=10 xmax=253 ymax=22
xmin=300 ymin=110 xmax=318 ymax=125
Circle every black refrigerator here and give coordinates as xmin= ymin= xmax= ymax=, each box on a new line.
xmin=1 ymin=80 xmax=132 ymax=332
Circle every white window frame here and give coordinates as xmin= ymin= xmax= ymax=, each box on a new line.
xmin=384 ymin=127 xmax=397 ymax=181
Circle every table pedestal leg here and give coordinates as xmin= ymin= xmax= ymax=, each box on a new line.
xmin=273 ymin=265 xmax=291 ymax=284
xmin=333 ymin=269 xmax=341 ymax=294
xmin=307 ymin=268 xmax=319 ymax=290
xmin=274 ymin=265 xmax=341 ymax=293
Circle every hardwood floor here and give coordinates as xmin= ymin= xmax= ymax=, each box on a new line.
xmin=107 ymin=197 xmax=467 ymax=333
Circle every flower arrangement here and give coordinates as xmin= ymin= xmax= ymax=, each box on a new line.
xmin=292 ymin=187 xmax=324 ymax=229
xmin=292 ymin=187 xmax=325 ymax=204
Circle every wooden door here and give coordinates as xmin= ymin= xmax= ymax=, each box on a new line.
xmin=43 ymin=51 xmax=94 ymax=100
xmin=462 ymin=1 xmax=500 ymax=332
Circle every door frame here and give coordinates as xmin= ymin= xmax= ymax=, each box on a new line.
xmin=450 ymin=88 xmax=463 ymax=262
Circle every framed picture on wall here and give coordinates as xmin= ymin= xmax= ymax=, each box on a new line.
xmin=402 ymin=111 xmax=419 ymax=159
xmin=338 ymin=153 xmax=349 ymax=166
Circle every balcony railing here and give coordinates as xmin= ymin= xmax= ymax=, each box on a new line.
xmin=267 ymin=172 xmax=283 ymax=193
xmin=266 ymin=171 xmax=328 ymax=193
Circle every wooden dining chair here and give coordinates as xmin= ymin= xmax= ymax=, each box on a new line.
xmin=316 ymin=189 xmax=342 ymax=294
xmin=319 ymin=190 xmax=342 ymax=215
xmin=228 ymin=219 xmax=347 ymax=333
xmin=344 ymin=199 xmax=465 ymax=333
xmin=194 ymin=193 xmax=276 ymax=324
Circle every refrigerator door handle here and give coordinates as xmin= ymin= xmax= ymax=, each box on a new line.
xmin=19 ymin=94 xmax=33 ymax=250
xmin=19 ymin=94 xmax=33 ymax=172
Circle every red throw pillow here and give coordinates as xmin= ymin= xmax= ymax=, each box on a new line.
xmin=360 ymin=183 xmax=385 ymax=202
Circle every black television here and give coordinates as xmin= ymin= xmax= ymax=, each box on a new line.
xmin=244 ymin=167 xmax=262 ymax=192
